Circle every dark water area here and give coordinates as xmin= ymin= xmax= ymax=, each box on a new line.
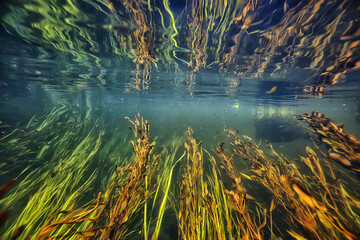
xmin=1 ymin=0 xmax=360 ymax=239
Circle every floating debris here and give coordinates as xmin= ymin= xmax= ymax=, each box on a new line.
xmin=266 ymin=86 xmax=278 ymax=94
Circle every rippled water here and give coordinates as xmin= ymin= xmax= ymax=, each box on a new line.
xmin=1 ymin=0 xmax=360 ymax=239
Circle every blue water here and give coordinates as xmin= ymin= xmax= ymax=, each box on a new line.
xmin=1 ymin=0 xmax=360 ymax=239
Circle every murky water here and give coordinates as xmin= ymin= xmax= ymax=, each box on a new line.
xmin=1 ymin=0 xmax=360 ymax=239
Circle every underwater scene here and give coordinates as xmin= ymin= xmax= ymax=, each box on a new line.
xmin=1 ymin=0 xmax=360 ymax=239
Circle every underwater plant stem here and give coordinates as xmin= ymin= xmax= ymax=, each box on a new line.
xmin=153 ymin=151 xmax=186 ymax=240
xmin=144 ymin=175 xmax=148 ymax=240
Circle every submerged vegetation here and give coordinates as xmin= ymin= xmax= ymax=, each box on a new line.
xmin=1 ymin=108 xmax=360 ymax=240
xmin=298 ymin=111 xmax=360 ymax=173
xmin=1 ymin=0 xmax=360 ymax=239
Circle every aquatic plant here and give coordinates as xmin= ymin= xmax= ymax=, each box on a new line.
xmin=174 ymin=128 xmax=268 ymax=239
xmin=0 ymin=179 xmax=24 ymax=240
xmin=20 ymin=114 xmax=185 ymax=240
xmin=1 ymin=108 xmax=360 ymax=240
xmin=29 ymin=114 xmax=156 ymax=239
xmin=298 ymin=111 xmax=360 ymax=173
xmin=175 ymin=128 xmax=208 ymax=239
xmin=0 ymin=109 xmax=107 ymax=239
xmin=148 ymin=138 xmax=185 ymax=240
xmin=225 ymin=128 xmax=360 ymax=239
xmin=214 ymin=143 xmax=267 ymax=239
